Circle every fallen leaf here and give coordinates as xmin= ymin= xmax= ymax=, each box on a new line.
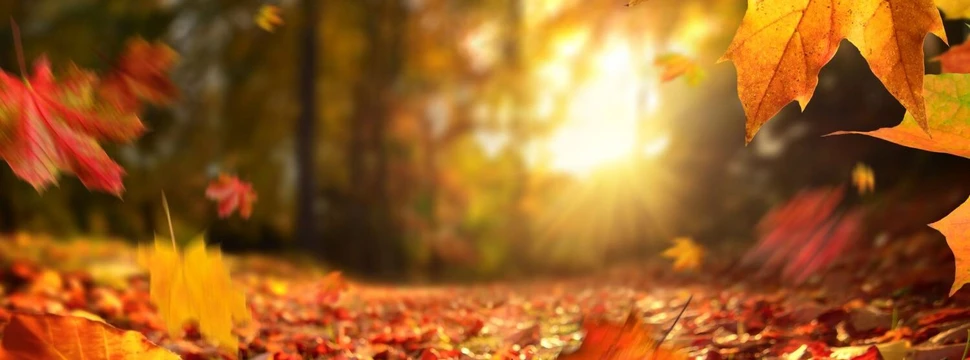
xmin=831 ymin=340 xmax=912 ymax=360
xmin=934 ymin=41 xmax=970 ymax=74
xmin=654 ymin=53 xmax=705 ymax=86
xmin=719 ymin=0 xmax=946 ymax=143
xmin=661 ymin=237 xmax=704 ymax=272
xmin=0 ymin=58 xmax=144 ymax=195
xmin=928 ymin=196 xmax=970 ymax=296
xmin=625 ymin=0 xmax=649 ymax=7
xmin=99 ymin=37 xmax=178 ymax=113
xmin=206 ymin=173 xmax=258 ymax=219
xmin=255 ymin=5 xmax=284 ymax=32
xmin=138 ymin=235 xmax=252 ymax=353
xmin=852 ymin=163 xmax=875 ymax=195
xmin=0 ymin=312 xmax=179 ymax=360
xmin=828 ymin=74 xmax=970 ymax=159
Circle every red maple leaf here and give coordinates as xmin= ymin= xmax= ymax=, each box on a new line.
xmin=205 ymin=173 xmax=258 ymax=219
xmin=744 ymin=186 xmax=865 ymax=283
xmin=0 ymin=58 xmax=145 ymax=195
xmin=99 ymin=37 xmax=178 ymax=113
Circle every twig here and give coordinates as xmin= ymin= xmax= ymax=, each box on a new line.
xmin=161 ymin=191 xmax=176 ymax=249
xmin=10 ymin=18 xmax=26 ymax=76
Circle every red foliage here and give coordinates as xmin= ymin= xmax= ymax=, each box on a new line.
xmin=206 ymin=173 xmax=258 ymax=219
xmin=744 ymin=186 xmax=865 ymax=283
xmin=0 ymin=58 xmax=145 ymax=195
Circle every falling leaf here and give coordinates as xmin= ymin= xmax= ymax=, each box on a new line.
xmin=0 ymin=312 xmax=179 ymax=360
xmin=99 ymin=37 xmax=178 ymax=113
xmin=206 ymin=173 xmax=258 ymax=219
xmin=719 ymin=0 xmax=946 ymax=143
xmin=934 ymin=41 xmax=970 ymax=74
xmin=744 ymin=187 xmax=866 ymax=283
xmin=852 ymin=163 xmax=875 ymax=195
xmin=661 ymin=237 xmax=704 ymax=272
xmin=654 ymin=53 xmax=706 ymax=86
xmin=625 ymin=0 xmax=649 ymax=6
xmin=0 ymin=58 xmax=145 ymax=195
xmin=929 ymin=196 xmax=970 ymax=296
xmin=255 ymin=5 xmax=284 ymax=32
xmin=828 ymin=74 xmax=970 ymax=159
xmin=561 ymin=311 xmax=687 ymax=359
xmin=936 ymin=0 xmax=970 ymax=19
xmin=137 ymin=235 xmax=252 ymax=352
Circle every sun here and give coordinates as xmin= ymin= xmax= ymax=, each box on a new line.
xmin=543 ymin=39 xmax=659 ymax=176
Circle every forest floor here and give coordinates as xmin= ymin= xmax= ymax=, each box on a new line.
xmin=1 ymin=234 xmax=970 ymax=360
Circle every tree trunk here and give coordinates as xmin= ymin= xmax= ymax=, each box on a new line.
xmin=295 ymin=0 xmax=320 ymax=254
xmin=347 ymin=0 xmax=407 ymax=278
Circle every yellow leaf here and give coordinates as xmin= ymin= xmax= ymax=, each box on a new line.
xmin=661 ymin=237 xmax=704 ymax=272
xmin=654 ymin=53 xmax=706 ymax=86
xmin=625 ymin=0 xmax=650 ymax=6
xmin=852 ymin=162 xmax=875 ymax=195
xmin=255 ymin=5 xmax=284 ymax=32
xmin=720 ymin=0 xmax=946 ymax=143
xmin=139 ymin=235 xmax=251 ymax=354
xmin=936 ymin=0 xmax=970 ymax=19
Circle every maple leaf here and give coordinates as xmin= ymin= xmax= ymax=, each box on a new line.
xmin=206 ymin=173 xmax=258 ymax=219
xmin=852 ymin=162 xmax=875 ymax=195
xmin=936 ymin=0 xmax=970 ymax=19
xmin=255 ymin=5 xmax=284 ymax=32
xmin=934 ymin=41 xmax=970 ymax=74
xmin=99 ymin=37 xmax=179 ymax=113
xmin=661 ymin=237 xmax=704 ymax=272
xmin=137 ymin=235 xmax=252 ymax=353
xmin=828 ymin=74 xmax=970 ymax=159
xmin=719 ymin=0 xmax=946 ymax=143
xmin=0 ymin=58 xmax=145 ymax=195
xmin=654 ymin=53 xmax=706 ymax=86
xmin=0 ymin=312 xmax=179 ymax=360
xmin=744 ymin=187 xmax=866 ymax=283
xmin=561 ymin=311 xmax=687 ymax=359
xmin=929 ymin=196 xmax=970 ymax=296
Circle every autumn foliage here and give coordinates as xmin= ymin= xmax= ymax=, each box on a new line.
xmin=0 ymin=36 xmax=176 ymax=195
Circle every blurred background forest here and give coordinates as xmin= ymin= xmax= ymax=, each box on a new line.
xmin=2 ymin=0 xmax=970 ymax=282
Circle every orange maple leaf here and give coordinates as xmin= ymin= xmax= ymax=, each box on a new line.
xmin=930 ymin=196 xmax=970 ymax=296
xmin=0 ymin=312 xmax=179 ymax=360
xmin=719 ymin=0 xmax=946 ymax=143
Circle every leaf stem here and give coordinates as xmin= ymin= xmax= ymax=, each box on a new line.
xmin=657 ymin=294 xmax=692 ymax=347
xmin=9 ymin=18 xmax=26 ymax=77
xmin=162 ymin=191 xmax=176 ymax=249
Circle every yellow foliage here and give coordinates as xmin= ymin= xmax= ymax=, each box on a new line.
xmin=661 ymin=237 xmax=704 ymax=272
xmin=255 ymin=5 xmax=284 ymax=32
xmin=137 ymin=236 xmax=251 ymax=354
xmin=852 ymin=163 xmax=875 ymax=195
